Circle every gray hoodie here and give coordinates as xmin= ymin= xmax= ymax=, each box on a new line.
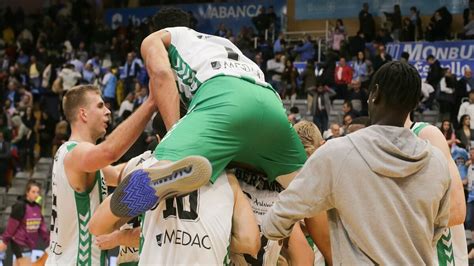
xmin=262 ymin=125 xmax=451 ymax=265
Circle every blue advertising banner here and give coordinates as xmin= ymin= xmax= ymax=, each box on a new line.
xmin=386 ymin=40 xmax=474 ymax=78
xmin=105 ymin=0 xmax=285 ymax=35
xmin=295 ymin=0 xmax=468 ymax=20
xmin=386 ymin=40 xmax=474 ymax=61
xmin=411 ymin=59 xmax=474 ymax=79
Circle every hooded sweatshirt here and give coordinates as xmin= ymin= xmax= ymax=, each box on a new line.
xmin=1 ymin=197 xmax=49 ymax=249
xmin=262 ymin=125 xmax=451 ymax=265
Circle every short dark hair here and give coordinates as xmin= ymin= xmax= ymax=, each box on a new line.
xmin=343 ymin=100 xmax=353 ymax=109
xmin=369 ymin=61 xmax=421 ymax=112
xmin=401 ymin=52 xmax=410 ymax=60
xmin=427 ymin=54 xmax=435 ymax=61
xmin=152 ymin=7 xmax=191 ymax=31
xmin=290 ymin=106 xmax=299 ymax=114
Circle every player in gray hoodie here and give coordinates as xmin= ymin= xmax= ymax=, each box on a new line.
xmin=262 ymin=61 xmax=451 ymax=265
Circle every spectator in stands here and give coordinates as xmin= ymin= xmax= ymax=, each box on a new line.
xmin=38 ymin=111 xmax=55 ymax=158
xmin=301 ymin=60 xmax=318 ymax=114
xmin=309 ymin=80 xmax=336 ymax=133
xmin=58 ymin=63 xmax=81 ymax=92
xmin=342 ymin=114 xmax=353 ymax=134
xmin=426 ymin=54 xmax=443 ymax=89
xmin=440 ymin=120 xmax=459 ymax=147
xmin=335 ymin=19 xmax=346 ymax=33
xmin=134 ymin=86 xmax=148 ymax=109
xmin=359 ymin=2 xmax=376 ymax=42
xmin=334 ymin=57 xmax=353 ymax=99
xmin=0 ymin=115 xmax=10 ymax=142
xmin=426 ymin=8 xmax=452 ymax=41
xmin=0 ymin=131 xmax=11 ymax=187
xmin=28 ymin=56 xmax=42 ymax=91
xmin=252 ymin=7 xmax=271 ymax=37
xmin=438 ymin=68 xmax=456 ymax=122
xmin=5 ymin=81 xmax=21 ymax=109
xmin=400 ymin=18 xmax=415 ymax=42
xmin=21 ymin=106 xmax=36 ymax=167
xmin=288 ymin=106 xmax=302 ymax=125
xmin=82 ymin=63 xmax=96 ymax=84
xmin=462 ymin=11 xmax=474 ymax=40
xmin=374 ymin=29 xmax=393 ymax=45
xmin=326 ymin=123 xmax=342 ymax=140
xmin=122 ymin=52 xmax=141 ymax=96
xmin=458 ymin=90 xmax=474 ymax=130
xmin=342 ymin=100 xmax=359 ymax=118
xmin=52 ymin=120 xmax=68 ymax=155
xmin=101 ymin=66 xmax=117 ymax=110
xmin=254 ymin=52 xmax=266 ymax=74
xmin=456 ymin=68 xmax=474 ymax=116
xmin=0 ymin=180 xmax=49 ymax=266
xmin=267 ymin=6 xmax=278 ymax=31
xmin=267 ymin=52 xmax=285 ymax=95
xmin=372 ymin=44 xmax=392 ymax=72
xmin=10 ymin=115 xmax=31 ymax=171
xmin=76 ymin=41 xmax=88 ymax=64
xmin=273 ymin=33 xmax=286 ymax=54
xmin=384 ymin=5 xmax=402 ymax=41
xmin=353 ymin=51 xmax=372 ymax=89
xmin=410 ymin=7 xmax=423 ymax=40
xmin=118 ymin=92 xmax=135 ymax=121
xmin=347 ymin=79 xmax=368 ymax=115
xmin=456 ymin=115 xmax=474 ymax=149
xmin=349 ymin=31 xmax=366 ymax=58
xmin=331 ymin=27 xmax=345 ymax=53
xmin=293 ymin=35 xmax=315 ymax=62
xmin=17 ymin=86 xmax=33 ymax=112
xmin=214 ymin=23 xmax=228 ymax=37
xmin=282 ymin=58 xmax=299 ymax=104
xmin=452 ymin=141 xmax=469 ymax=186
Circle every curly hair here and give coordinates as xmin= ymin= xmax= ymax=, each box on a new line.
xmin=293 ymin=120 xmax=323 ymax=156
xmin=151 ymin=7 xmax=190 ymax=31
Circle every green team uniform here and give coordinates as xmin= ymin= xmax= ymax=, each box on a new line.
xmin=155 ymin=27 xmax=306 ymax=182
xmin=411 ymin=122 xmax=468 ymax=266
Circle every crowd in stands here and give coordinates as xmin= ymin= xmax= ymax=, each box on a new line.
xmin=0 ymin=0 xmax=472 ymax=262
xmin=0 ymin=1 xmax=472 ymax=187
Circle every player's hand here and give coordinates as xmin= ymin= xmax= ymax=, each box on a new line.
xmin=0 ymin=241 xmax=7 ymax=252
xmin=95 ymin=231 xmax=120 ymax=250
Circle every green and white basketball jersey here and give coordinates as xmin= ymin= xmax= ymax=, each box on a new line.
xmin=411 ymin=122 xmax=468 ymax=266
xmin=46 ymin=141 xmax=108 ymax=266
xmin=140 ymin=159 xmax=234 ymax=265
xmin=164 ymin=26 xmax=269 ymax=104
xmin=234 ymin=168 xmax=283 ymax=265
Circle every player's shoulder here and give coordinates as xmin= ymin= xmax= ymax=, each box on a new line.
xmin=416 ymin=123 xmax=443 ymax=141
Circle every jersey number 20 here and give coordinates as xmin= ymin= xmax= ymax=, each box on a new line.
xmin=163 ymin=190 xmax=199 ymax=221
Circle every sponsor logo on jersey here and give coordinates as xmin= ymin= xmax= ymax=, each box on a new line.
xmin=211 ymin=61 xmax=221 ymax=70
xmin=50 ymin=241 xmax=63 ymax=255
xmin=155 ymin=229 xmax=211 ymax=250
xmin=234 ymin=168 xmax=283 ymax=192
xmin=223 ymin=61 xmax=255 ymax=72
xmin=150 ymin=166 xmax=193 ymax=186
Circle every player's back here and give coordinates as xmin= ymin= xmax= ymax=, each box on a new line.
xmin=140 ymin=170 xmax=234 ymax=265
xmin=163 ymin=27 xmax=269 ymax=103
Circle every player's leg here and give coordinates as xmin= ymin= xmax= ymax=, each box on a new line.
xmin=107 ymin=80 xmax=245 ymax=219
